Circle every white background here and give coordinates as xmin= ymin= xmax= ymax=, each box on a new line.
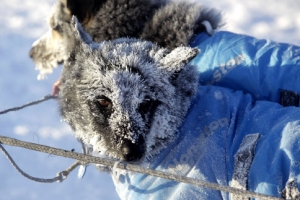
xmin=0 ymin=0 xmax=299 ymax=199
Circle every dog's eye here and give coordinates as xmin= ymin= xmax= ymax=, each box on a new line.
xmin=95 ymin=96 xmax=112 ymax=109
xmin=52 ymin=24 xmax=63 ymax=33
xmin=52 ymin=24 xmax=61 ymax=32
xmin=98 ymin=99 xmax=110 ymax=107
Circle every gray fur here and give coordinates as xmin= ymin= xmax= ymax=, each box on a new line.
xmin=29 ymin=0 xmax=223 ymax=78
xmin=141 ymin=3 xmax=223 ymax=49
xmin=59 ymin=17 xmax=199 ymax=162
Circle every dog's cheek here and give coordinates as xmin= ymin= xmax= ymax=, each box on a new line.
xmin=140 ymin=100 xmax=160 ymax=130
xmin=87 ymin=101 xmax=113 ymax=139
xmin=51 ymin=30 xmax=66 ymax=54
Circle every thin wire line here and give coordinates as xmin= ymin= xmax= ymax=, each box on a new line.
xmin=0 ymin=95 xmax=57 ymax=115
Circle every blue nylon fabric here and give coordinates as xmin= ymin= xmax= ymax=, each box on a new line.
xmin=114 ymin=32 xmax=300 ymax=199
xmin=190 ymin=31 xmax=300 ymax=104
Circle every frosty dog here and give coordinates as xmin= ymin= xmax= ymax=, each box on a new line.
xmin=59 ymin=18 xmax=199 ymax=162
xmin=29 ymin=0 xmax=222 ymax=80
xmin=59 ymin=19 xmax=300 ymax=199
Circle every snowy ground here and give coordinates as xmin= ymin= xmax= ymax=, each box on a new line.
xmin=0 ymin=0 xmax=299 ymax=200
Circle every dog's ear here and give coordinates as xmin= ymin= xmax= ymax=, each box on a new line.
xmin=63 ymin=17 xmax=96 ymax=77
xmin=159 ymin=47 xmax=199 ymax=77
xmin=64 ymin=0 xmax=105 ymax=23
xmin=66 ymin=16 xmax=95 ymax=65
xmin=70 ymin=16 xmax=95 ymax=52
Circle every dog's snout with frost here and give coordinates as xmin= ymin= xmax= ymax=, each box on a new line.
xmin=29 ymin=37 xmax=42 ymax=60
xmin=121 ymin=136 xmax=145 ymax=161
xmin=29 ymin=46 xmax=35 ymax=59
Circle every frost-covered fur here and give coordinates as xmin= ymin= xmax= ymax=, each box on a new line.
xmin=29 ymin=0 xmax=223 ymax=79
xmin=59 ymin=18 xmax=199 ymax=162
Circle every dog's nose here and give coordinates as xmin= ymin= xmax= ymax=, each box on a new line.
xmin=121 ymin=136 xmax=145 ymax=162
xmin=29 ymin=47 xmax=35 ymax=58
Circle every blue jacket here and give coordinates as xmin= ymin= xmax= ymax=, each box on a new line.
xmin=190 ymin=31 xmax=300 ymax=105
xmin=114 ymin=31 xmax=300 ymax=199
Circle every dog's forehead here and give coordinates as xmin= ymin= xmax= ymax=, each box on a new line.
xmin=77 ymin=39 xmax=173 ymax=105
xmin=84 ymin=65 xmax=153 ymax=102
xmin=81 ymin=39 xmax=166 ymax=68
xmin=79 ymin=40 xmax=162 ymax=85
xmin=109 ymin=71 xmax=151 ymax=108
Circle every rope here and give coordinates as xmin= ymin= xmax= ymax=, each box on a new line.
xmin=0 ymin=135 xmax=284 ymax=200
xmin=0 ymin=94 xmax=83 ymax=183
xmin=0 ymin=94 xmax=57 ymax=115
xmin=0 ymin=143 xmax=83 ymax=183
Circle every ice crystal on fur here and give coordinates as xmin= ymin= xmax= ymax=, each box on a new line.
xmin=29 ymin=0 xmax=223 ymax=79
xmin=59 ymin=18 xmax=199 ymax=163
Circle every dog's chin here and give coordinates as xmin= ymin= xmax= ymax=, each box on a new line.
xmin=94 ymin=155 xmax=145 ymax=172
xmin=121 ymin=153 xmax=145 ymax=163
xmin=34 ymin=59 xmax=64 ymax=80
xmin=96 ymin=147 xmax=145 ymax=164
xmin=107 ymin=150 xmax=145 ymax=163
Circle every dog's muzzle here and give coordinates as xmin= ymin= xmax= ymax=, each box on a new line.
xmin=121 ymin=136 xmax=145 ymax=162
xmin=29 ymin=45 xmax=38 ymax=59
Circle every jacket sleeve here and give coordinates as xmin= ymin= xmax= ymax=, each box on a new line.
xmin=190 ymin=31 xmax=300 ymax=106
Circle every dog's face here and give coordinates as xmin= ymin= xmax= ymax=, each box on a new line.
xmin=59 ymin=18 xmax=199 ymax=162
xmin=29 ymin=0 xmax=103 ymax=79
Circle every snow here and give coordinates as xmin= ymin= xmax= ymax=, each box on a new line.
xmin=196 ymin=0 xmax=300 ymax=45
xmin=0 ymin=0 xmax=299 ymax=199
